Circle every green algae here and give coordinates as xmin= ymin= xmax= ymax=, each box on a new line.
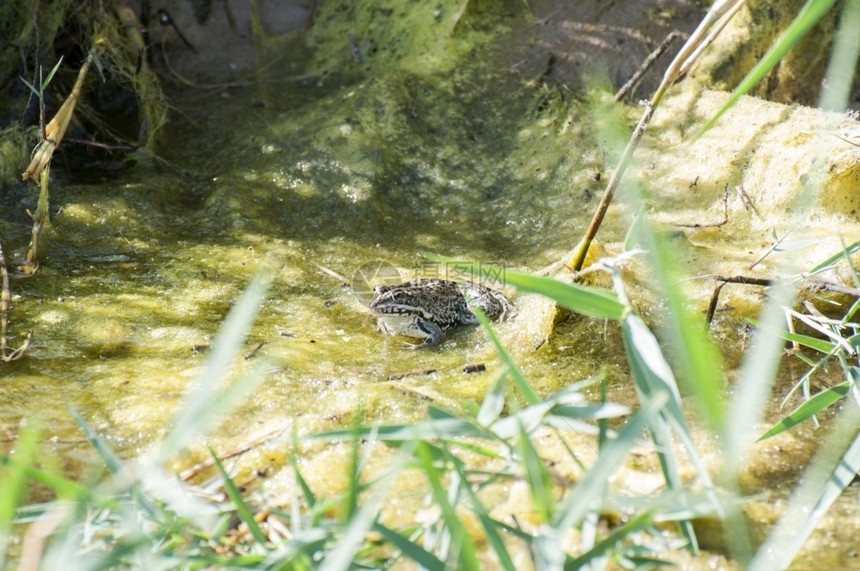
xmin=305 ymin=0 xmax=519 ymax=74
xmin=0 ymin=3 xmax=616 ymax=472
xmin=2 ymin=2 xmax=860 ymax=566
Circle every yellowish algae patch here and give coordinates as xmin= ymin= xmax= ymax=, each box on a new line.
xmin=3 ymin=1 xmax=860 ymax=566
xmin=688 ymin=0 xmax=837 ymax=107
xmin=628 ymin=88 xmax=860 ymax=315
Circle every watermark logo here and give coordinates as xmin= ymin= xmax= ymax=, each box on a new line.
xmin=351 ymin=260 xmax=402 ymax=306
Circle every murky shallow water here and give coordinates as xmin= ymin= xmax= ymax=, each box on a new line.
xmin=2 ymin=24 xmax=859 ymax=569
xmin=1 ymin=64 xmax=611 ymax=460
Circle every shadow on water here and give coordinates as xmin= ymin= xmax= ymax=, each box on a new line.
xmin=1 ymin=53 xmax=615 ymax=475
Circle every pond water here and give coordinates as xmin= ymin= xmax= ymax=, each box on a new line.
xmin=1 ymin=57 xmax=618 ymax=469
xmin=2 ymin=1 xmax=859 ymax=567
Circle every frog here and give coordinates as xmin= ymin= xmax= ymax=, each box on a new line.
xmin=367 ymin=278 xmax=514 ymax=346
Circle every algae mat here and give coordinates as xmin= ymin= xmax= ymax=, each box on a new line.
xmin=2 ymin=0 xmax=860 ymax=567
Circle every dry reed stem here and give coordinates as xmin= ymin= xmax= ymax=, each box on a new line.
xmin=21 ymin=51 xmax=95 ymax=182
xmin=0 ymin=241 xmax=34 ymax=362
xmin=570 ymin=0 xmax=750 ymax=271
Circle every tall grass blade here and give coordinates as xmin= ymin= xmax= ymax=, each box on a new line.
xmin=0 ymin=419 xmax=41 ymax=566
xmin=749 ymin=322 xmax=837 ymax=353
xmin=622 ymin=314 xmax=685 ymax=422
xmin=758 ymin=381 xmax=852 ymax=440
xmin=621 ymin=311 xmax=725 ymax=551
xmin=697 ymin=0 xmax=839 ymax=136
xmin=432 ymin=253 xmax=625 ymax=321
xmin=158 ymin=271 xmax=271 ymax=462
xmin=803 ymin=238 xmax=860 ymax=277
xmin=516 ymin=421 xmax=553 ymax=523
xmin=472 ymin=304 xmax=540 ymax=405
xmin=65 ymin=403 xmax=124 ymax=475
xmin=502 ymin=270 xmax=626 ymax=321
xmin=372 ymin=522 xmax=446 ymax=570
xmin=42 ymin=57 xmax=64 ymax=91
xmin=723 ymin=282 xmax=797 ymax=562
xmin=749 ymin=402 xmax=860 ymax=570
xmin=565 ymin=511 xmax=654 ymax=569
xmin=209 ymin=447 xmax=268 ymax=546
xmin=820 ymin=0 xmax=860 ymax=110
xmin=442 ymin=447 xmax=517 ymax=571
xmin=553 ymin=391 xmax=669 ymax=531
xmin=306 ymin=417 xmax=477 ymax=442
xmin=477 ymin=374 xmax=507 ymax=426
xmin=290 ymin=448 xmax=316 ymax=510
xmin=319 ymin=431 xmax=408 ymax=571
xmin=414 ymin=440 xmax=480 ymax=570
xmin=634 ymin=227 xmax=725 ymax=432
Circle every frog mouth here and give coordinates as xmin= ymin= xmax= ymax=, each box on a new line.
xmin=369 ymin=304 xmax=435 ymax=320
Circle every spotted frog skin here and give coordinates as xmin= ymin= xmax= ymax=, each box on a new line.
xmin=368 ymin=279 xmax=513 ymax=346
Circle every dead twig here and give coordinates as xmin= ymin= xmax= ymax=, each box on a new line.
xmin=22 ymin=51 xmax=96 ymax=182
xmin=178 ymin=428 xmax=285 ymax=481
xmin=243 ymin=340 xmax=267 ymax=360
xmin=570 ymin=0 xmax=750 ymax=271
xmin=705 ymin=273 xmax=860 ymax=325
xmin=614 ymin=31 xmax=684 ymax=102
xmin=734 ymin=184 xmax=761 ymax=217
xmin=1 ymin=242 xmax=35 ymax=362
xmin=675 ymin=183 xmax=730 ymax=228
xmin=387 ymin=368 xmax=437 ymax=380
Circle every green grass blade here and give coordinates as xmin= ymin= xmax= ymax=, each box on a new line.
xmin=723 ymin=283 xmax=798 ymax=563
xmin=290 ymin=451 xmax=316 ymax=510
xmin=42 ymin=57 xmax=64 ymax=91
xmin=749 ymin=403 xmax=860 ymax=569
xmin=820 ymin=0 xmax=860 ymax=110
xmin=502 ymin=270 xmax=625 ymax=321
xmin=19 ymin=77 xmax=39 ymax=97
xmin=159 ymin=271 xmax=271 ymax=462
xmin=0 ymin=456 xmax=111 ymax=507
xmin=553 ymin=391 xmax=669 ymax=531
xmin=414 ymin=441 xmax=480 ymax=570
xmin=0 ymin=419 xmax=41 ymax=566
xmin=516 ymin=421 xmax=553 ymax=523
xmin=264 ymin=528 xmax=329 ymax=568
xmin=306 ymin=417 xmax=479 ymax=442
xmin=209 ymin=447 xmax=268 ymax=546
xmin=472 ymin=304 xmax=540 ymax=405
xmin=372 ymin=522 xmax=446 ymax=571
xmin=726 ymin=284 xmax=797 ymax=457
xmin=319 ymin=436 xmax=409 ymax=571
xmin=623 ymin=207 xmax=646 ymax=252
xmin=758 ymin=381 xmax=852 ymax=440
xmin=318 ymin=495 xmax=381 ymax=571
xmin=804 ymin=239 xmax=860 ymax=277
xmin=634 ymin=224 xmax=725 ymax=432
xmin=443 ymin=449 xmax=517 ymax=571
xmin=492 ymin=385 xmax=628 ymax=439
xmin=621 ymin=313 xmax=686 ymax=425
xmin=65 ymin=402 xmax=124 ymax=475
xmin=697 ymin=0 xmax=839 ymax=137
xmin=747 ymin=320 xmax=836 ymax=354
xmin=565 ymin=511 xmax=654 ymax=569
xmin=477 ymin=374 xmax=507 ymax=426
xmin=429 ymin=254 xmax=625 ymax=320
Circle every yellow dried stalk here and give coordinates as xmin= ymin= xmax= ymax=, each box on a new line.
xmin=21 ymin=50 xmax=95 ymax=182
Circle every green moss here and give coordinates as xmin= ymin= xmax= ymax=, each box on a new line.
xmin=306 ymin=0 xmax=523 ymax=74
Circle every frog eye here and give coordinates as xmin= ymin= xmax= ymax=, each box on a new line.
xmin=392 ymin=291 xmax=405 ymax=302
